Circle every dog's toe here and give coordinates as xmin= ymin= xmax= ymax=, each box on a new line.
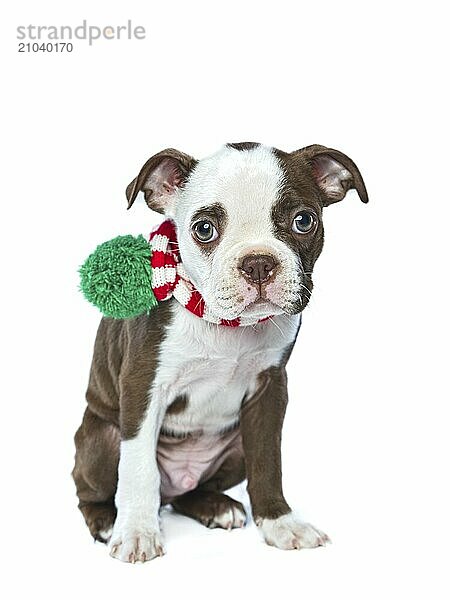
xmin=209 ymin=503 xmax=246 ymax=530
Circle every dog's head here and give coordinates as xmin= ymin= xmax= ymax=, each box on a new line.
xmin=126 ymin=143 xmax=368 ymax=321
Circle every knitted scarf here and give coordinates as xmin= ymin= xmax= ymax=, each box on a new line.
xmin=149 ymin=220 xmax=271 ymax=327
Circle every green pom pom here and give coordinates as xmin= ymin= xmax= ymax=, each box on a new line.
xmin=79 ymin=235 xmax=158 ymax=319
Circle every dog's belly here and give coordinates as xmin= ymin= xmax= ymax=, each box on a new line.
xmin=157 ymin=427 xmax=242 ymax=504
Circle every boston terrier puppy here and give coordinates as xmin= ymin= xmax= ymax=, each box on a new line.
xmin=73 ymin=142 xmax=368 ymax=563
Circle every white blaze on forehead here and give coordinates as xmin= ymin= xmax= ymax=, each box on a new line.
xmin=177 ymin=144 xmax=285 ymax=238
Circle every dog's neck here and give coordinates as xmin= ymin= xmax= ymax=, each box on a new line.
xmin=149 ymin=220 xmax=272 ymax=327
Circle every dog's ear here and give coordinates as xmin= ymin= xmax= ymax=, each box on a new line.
xmin=297 ymin=145 xmax=368 ymax=206
xmin=126 ymin=149 xmax=197 ymax=213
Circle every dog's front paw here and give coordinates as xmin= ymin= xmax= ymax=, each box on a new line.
xmin=109 ymin=523 xmax=165 ymax=563
xmin=257 ymin=512 xmax=330 ymax=550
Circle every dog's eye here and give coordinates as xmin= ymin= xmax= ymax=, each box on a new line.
xmin=292 ymin=211 xmax=316 ymax=234
xmin=192 ymin=220 xmax=219 ymax=243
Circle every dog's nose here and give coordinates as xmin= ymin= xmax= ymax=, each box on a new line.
xmin=240 ymin=254 xmax=277 ymax=283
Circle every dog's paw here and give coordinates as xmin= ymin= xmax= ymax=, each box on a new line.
xmin=109 ymin=524 xmax=165 ymax=563
xmin=80 ymin=502 xmax=116 ymax=544
xmin=172 ymin=491 xmax=247 ymax=531
xmin=257 ymin=512 xmax=330 ymax=550
xmin=208 ymin=503 xmax=246 ymax=530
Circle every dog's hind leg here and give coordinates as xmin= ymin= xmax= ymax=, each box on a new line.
xmin=171 ymin=446 xmax=247 ymax=530
xmin=72 ymin=408 xmax=120 ymax=543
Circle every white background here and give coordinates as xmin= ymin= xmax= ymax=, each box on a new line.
xmin=1 ymin=1 xmax=449 ymax=598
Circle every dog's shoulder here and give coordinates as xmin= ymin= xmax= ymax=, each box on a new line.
xmin=100 ymin=302 xmax=174 ymax=373
xmin=86 ymin=302 xmax=174 ymax=415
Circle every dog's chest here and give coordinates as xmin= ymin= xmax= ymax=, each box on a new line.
xmin=154 ymin=304 xmax=300 ymax=435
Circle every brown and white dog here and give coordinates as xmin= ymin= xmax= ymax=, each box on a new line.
xmin=72 ymin=142 xmax=368 ymax=563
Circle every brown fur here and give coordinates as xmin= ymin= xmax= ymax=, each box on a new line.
xmin=126 ymin=149 xmax=198 ymax=212
xmin=72 ymin=303 xmax=173 ymax=539
xmin=240 ymin=365 xmax=292 ymax=521
xmin=226 ymin=141 xmax=260 ymax=152
xmin=73 ymin=409 xmax=119 ymax=541
xmin=274 ymin=145 xmax=368 ymax=206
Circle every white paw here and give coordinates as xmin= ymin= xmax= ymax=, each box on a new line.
xmin=257 ymin=512 xmax=330 ymax=550
xmin=210 ymin=504 xmax=247 ymax=530
xmin=109 ymin=523 xmax=165 ymax=563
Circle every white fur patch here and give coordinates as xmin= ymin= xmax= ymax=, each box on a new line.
xmin=98 ymin=526 xmax=113 ymax=543
xmin=211 ymin=505 xmax=246 ymax=530
xmin=257 ymin=512 xmax=330 ymax=550
xmin=158 ymin=303 xmax=301 ymax=436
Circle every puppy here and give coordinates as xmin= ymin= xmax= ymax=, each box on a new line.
xmin=72 ymin=142 xmax=368 ymax=562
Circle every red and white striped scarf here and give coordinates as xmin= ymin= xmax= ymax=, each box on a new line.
xmin=149 ymin=220 xmax=270 ymax=327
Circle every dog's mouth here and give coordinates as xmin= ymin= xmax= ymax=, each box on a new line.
xmin=208 ymin=269 xmax=307 ymax=321
xmin=240 ymin=298 xmax=284 ymax=319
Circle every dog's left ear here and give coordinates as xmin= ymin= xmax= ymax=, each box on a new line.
xmin=298 ymin=145 xmax=369 ymax=206
xmin=126 ymin=148 xmax=197 ymax=213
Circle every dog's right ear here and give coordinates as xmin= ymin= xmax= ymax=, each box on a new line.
xmin=126 ymin=149 xmax=197 ymax=213
xmin=295 ymin=145 xmax=369 ymax=206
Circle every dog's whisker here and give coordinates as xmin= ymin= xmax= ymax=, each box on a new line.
xmin=299 ymin=283 xmax=312 ymax=296
xmin=268 ymin=317 xmax=286 ymax=339
xmin=239 ymin=322 xmax=249 ymax=342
